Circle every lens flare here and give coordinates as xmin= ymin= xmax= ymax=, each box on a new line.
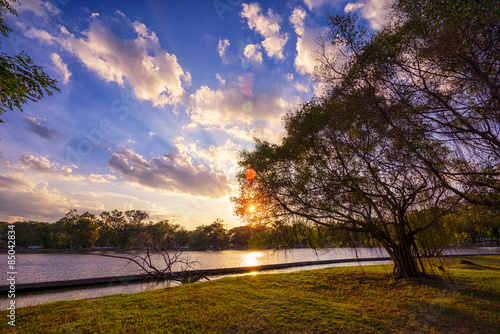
xmin=241 ymin=81 xmax=252 ymax=96
xmin=245 ymin=168 xmax=256 ymax=179
xmin=242 ymin=101 xmax=253 ymax=112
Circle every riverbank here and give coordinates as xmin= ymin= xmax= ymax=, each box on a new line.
xmin=0 ymin=257 xmax=393 ymax=293
xmin=1 ymin=255 xmax=498 ymax=333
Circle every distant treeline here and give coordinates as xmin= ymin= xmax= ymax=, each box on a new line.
xmin=1 ymin=205 xmax=498 ymax=251
xmin=0 ymin=209 xmax=338 ymax=250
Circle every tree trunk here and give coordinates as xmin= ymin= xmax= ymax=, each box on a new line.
xmin=373 ymin=231 xmax=424 ymax=279
xmin=390 ymin=242 xmax=422 ymax=279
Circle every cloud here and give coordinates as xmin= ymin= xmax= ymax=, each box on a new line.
xmin=250 ymin=124 xmax=286 ymax=144
xmin=217 ymin=38 xmax=235 ymax=64
xmin=24 ymin=117 xmax=60 ymax=140
xmin=50 ymin=53 xmax=71 ymax=84
xmin=216 ymin=73 xmax=226 ymax=85
xmin=42 ymin=1 xmax=61 ymax=15
xmin=344 ymin=3 xmax=365 ymax=12
xmin=174 ymin=137 xmax=241 ymax=179
xmin=218 ymin=38 xmax=230 ymax=58
xmin=218 ymin=125 xmax=254 ymax=142
xmin=185 ymin=72 xmax=296 ymax=145
xmin=294 ymin=82 xmax=310 ymax=93
xmin=108 ymin=149 xmax=232 ymax=198
xmin=290 ymin=7 xmax=346 ymax=86
xmin=21 ymin=14 xmax=191 ymax=107
xmin=290 ymin=7 xmax=321 ymax=75
xmin=20 ymin=154 xmax=74 ymax=175
xmin=0 ymin=175 xmax=30 ymax=189
xmin=87 ymin=173 xmax=117 ymax=183
xmin=187 ymin=79 xmax=285 ymax=127
xmin=290 ymin=7 xmax=307 ymax=36
xmin=14 ymin=0 xmax=46 ymax=16
xmin=243 ymin=44 xmax=263 ymax=64
xmin=344 ymin=0 xmax=393 ymax=30
xmin=12 ymin=0 xmax=60 ymax=17
xmin=0 ymin=175 xmax=75 ymax=222
xmin=24 ymin=27 xmax=56 ymax=44
xmin=19 ymin=155 xmax=116 ymax=183
xmin=240 ymin=3 xmax=289 ymax=60
xmin=302 ymin=0 xmax=333 ymax=11
xmin=56 ymin=18 xmax=191 ymax=106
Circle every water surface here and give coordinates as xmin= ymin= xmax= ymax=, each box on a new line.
xmin=1 ymin=247 xmax=497 ymax=308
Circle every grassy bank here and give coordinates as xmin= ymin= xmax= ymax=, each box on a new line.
xmin=1 ymin=256 xmax=498 ymax=333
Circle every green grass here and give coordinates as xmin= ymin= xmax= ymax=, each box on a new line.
xmin=1 ymin=256 xmax=499 ymax=333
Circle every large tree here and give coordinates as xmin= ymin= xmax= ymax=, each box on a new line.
xmin=0 ymin=0 xmax=59 ymax=122
xmin=233 ymin=0 xmax=500 ymax=279
xmin=315 ymin=0 xmax=500 ymax=205
xmin=233 ymin=92 xmax=455 ymax=279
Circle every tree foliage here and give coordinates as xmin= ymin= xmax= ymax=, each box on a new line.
xmin=0 ymin=0 xmax=59 ymax=122
xmin=233 ymin=0 xmax=500 ymax=279
xmin=233 ymin=95 xmax=454 ymax=278
xmin=316 ymin=0 xmax=500 ymax=204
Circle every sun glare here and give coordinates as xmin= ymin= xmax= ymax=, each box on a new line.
xmin=248 ymin=205 xmax=256 ymax=212
xmin=241 ymin=251 xmax=265 ymax=267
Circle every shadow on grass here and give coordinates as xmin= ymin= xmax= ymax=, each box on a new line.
xmin=453 ymin=263 xmax=500 ymax=271
xmin=411 ymin=300 xmax=500 ymax=334
xmin=411 ymin=269 xmax=500 ymax=305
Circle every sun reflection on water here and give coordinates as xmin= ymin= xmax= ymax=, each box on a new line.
xmin=241 ymin=251 xmax=265 ymax=267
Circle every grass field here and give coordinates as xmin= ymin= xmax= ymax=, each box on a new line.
xmin=1 ymin=255 xmax=499 ymax=333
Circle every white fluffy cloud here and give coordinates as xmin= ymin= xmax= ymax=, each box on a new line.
xmin=290 ymin=7 xmax=307 ymax=36
xmin=243 ymin=44 xmax=263 ymax=64
xmin=50 ymin=53 xmax=71 ymax=84
xmin=86 ymin=174 xmax=118 ymax=183
xmin=344 ymin=0 xmax=394 ymax=30
xmin=344 ymin=3 xmax=365 ymax=12
xmin=108 ymin=149 xmax=232 ymax=198
xmin=302 ymin=0 xmax=333 ymax=11
xmin=19 ymin=155 xmax=116 ymax=183
xmin=22 ymin=26 xmax=55 ymax=44
xmin=217 ymin=38 xmax=235 ymax=64
xmin=186 ymin=70 xmax=295 ymax=145
xmin=294 ymin=82 xmax=310 ymax=93
xmin=20 ymin=154 xmax=74 ymax=175
xmin=240 ymin=3 xmax=289 ymax=60
xmin=21 ymin=15 xmax=191 ymax=106
xmin=218 ymin=38 xmax=230 ymax=58
xmin=290 ymin=7 xmax=322 ymax=75
xmin=175 ymin=137 xmax=241 ymax=179
xmin=187 ymin=81 xmax=285 ymax=127
xmin=12 ymin=0 xmax=60 ymax=17
xmin=55 ymin=19 xmax=190 ymax=106
xmin=290 ymin=6 xmax=347 ymax=89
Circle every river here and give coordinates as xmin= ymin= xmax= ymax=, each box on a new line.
xmin=1 ymin=247 xmax=498 ymax=308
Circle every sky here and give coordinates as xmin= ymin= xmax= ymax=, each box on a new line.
xmin=0 ymin=0 xmax=391 ymax=229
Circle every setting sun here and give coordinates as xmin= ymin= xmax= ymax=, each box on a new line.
xmin=248 ymin=205 xmax=256 ymax=212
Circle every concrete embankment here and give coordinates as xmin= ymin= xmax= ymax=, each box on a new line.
xmin=2 ymin=252 xmax=498 ymax=293
xmin=0 ymin=257 xmax=393 ymax=293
